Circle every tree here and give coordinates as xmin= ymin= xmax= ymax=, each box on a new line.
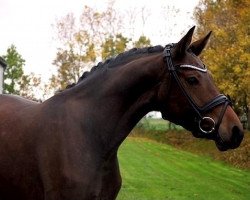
xmin=2 ymin=45 xmax=25 ymax=95
xmin=20 ymin=73 xmax=42 ymax=101
xmin=51 ymin=2 xmax=152 ymax=92
xmin=2 ymin=45 xmax=41 ymax=101
xmin=133 ymin=36 xmax=151 ymax=48
xmin=50 ymin=3 xmax=123 ymax=91
xmin=194 ymin=0 xmax=250 ymax=127
xmin=101 ymin=34 xmax=130 ymax=60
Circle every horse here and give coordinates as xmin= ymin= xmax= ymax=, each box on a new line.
xmin=0 ymin=26 xmax=244 ymax=200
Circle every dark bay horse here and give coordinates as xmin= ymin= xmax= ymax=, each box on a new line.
xmin=0 ymin=27 xmax=243 ymax=200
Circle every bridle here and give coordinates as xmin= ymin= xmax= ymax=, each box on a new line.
xmin=163 ymin=44 xmax=231 ymax=135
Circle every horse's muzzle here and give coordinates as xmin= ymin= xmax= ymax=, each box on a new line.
xmin=215 ymin=126 xmax=244 ymax=151
xmin=229 ymin=126 xmax=244 ymax=149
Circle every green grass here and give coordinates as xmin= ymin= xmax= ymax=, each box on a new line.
xmin=137 ymin=118 xmax=183 ymax=131
xmin=134 ymin=119 xmax=250 ymax=169
xmin=117 ymin=137 xmax=250 ymax=200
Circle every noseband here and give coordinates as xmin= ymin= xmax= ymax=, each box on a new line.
xmin=163 ymin=44 xmax=231 ymax=135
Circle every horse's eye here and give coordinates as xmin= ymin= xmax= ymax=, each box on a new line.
xmin=186 ymin=77 xmax=199 ymax=85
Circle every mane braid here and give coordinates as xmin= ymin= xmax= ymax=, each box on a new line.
xmin=65 ymin=45 xmax=164 ymax=89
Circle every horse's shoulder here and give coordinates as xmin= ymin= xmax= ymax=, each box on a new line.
xmin=0 ymin=94 xmax=39 ymax=110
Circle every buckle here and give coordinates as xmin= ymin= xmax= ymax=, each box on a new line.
xmin=163 ymin=48 xmax=171 ymax=57
xmin=164 ymin=43 xmax=174 ymax=57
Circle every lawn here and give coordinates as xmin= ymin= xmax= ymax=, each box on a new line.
xmin=138 ymin=118 xmax=182 ymax=131
xmin=133 ymin=118 xmax=250 ymax=169
xmin=117 ymin=137 xmax=250 ymax=200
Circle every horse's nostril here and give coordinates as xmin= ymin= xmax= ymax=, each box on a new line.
xmin=231 ymin=126 xmax=244 ymax=148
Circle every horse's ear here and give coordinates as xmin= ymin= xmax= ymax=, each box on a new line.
xmin=172 ymin=26 xmax=195 ymax=57
xmin=189 ymin=31 xmax=212 ymax=56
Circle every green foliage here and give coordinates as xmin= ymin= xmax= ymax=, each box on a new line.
xmin=117 ymin=138 xmax=250 ymax=200
xmin=2 ymin=45 xmax=25 ymax=95
xmin=133 ymin=35 xmax=151 ymax=48
xmin=2 ymin=45 xmax=41 ymax=100
xmin=101 ymin=34 xmax=130 ymax=60
xmin=194 ymin=0 xmax=250 ymax=121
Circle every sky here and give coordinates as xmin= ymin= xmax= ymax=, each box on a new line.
xmin=0 ymin=0 xmax=200 ymax=82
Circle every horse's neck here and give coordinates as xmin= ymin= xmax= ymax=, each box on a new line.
xmin=66 ymin=53 xmax=164 ymax=157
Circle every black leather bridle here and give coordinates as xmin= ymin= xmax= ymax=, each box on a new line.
xmin=163 ymin=44 xmax=231 ymax=135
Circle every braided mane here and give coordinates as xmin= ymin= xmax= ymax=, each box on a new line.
xmin=65 ymin=45 xmax=164 ymax=89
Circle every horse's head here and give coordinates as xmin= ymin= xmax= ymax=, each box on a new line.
xmin=159 ymin=26 xmax=243 ymax=151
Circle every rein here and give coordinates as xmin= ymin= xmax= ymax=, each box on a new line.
xmin=163 ymin=44 xmax=231 ymax=135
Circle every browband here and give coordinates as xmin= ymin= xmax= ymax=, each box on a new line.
xmin=179 ymin=64 xmax=207 ymax=73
